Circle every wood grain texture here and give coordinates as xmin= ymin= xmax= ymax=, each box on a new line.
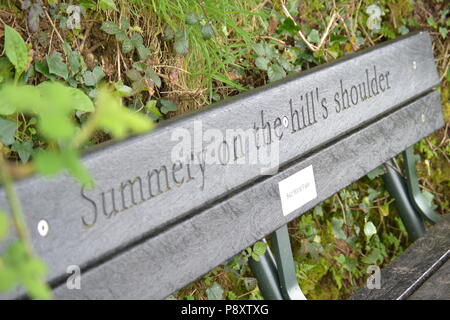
xmin=47 ymin=91 xmax=444 ymax=300
xmin=0 ymin=32 xmax=442 ymax=299
xmin=351 ymin=214 xmax=450 ymax=300
xmin=408 ymin=259 xmax=450 ymax=300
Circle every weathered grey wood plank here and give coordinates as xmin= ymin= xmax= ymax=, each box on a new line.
xmin=47 ymin=91 xmax=444 ymax=299
xmin=351 ymin=214 xmax=450 ymax=300
xmin=0 ymin=32 xmax=441 ymax=299
xmin=408 ymin=258 xmax=450 ymax=300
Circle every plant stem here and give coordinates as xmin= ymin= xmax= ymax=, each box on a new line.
xmin=72 ymin=112 xmax=100 ymax=148
xmin=0 ymin=146 xmax=32 ymax=255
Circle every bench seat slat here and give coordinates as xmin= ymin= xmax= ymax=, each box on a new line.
xmin=351 ymin=215 xmax=450 ymax=300
xmin=47 ymin=91 xmax=443 ymax=300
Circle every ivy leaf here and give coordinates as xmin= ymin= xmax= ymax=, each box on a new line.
xmin=137 ymin=45 xmax=150 ymax=60
xmin=132 ymin=62 xmax=146 ymax=72
xmin=331 ymin=217 xmax=347 ymax=240
xmin=120 ymin=18 xmax=130 ymax=30
xmin=93 ymin=66 xmax=105 ymax=82
xmin=205 ymin=282 xmax=224 ymax=300
xmin=267 ymin=63 xmax=286 ymax=82
xmin=255 ymin=56 xmax=269 ymax=71
xmin=253 ymin=42 xmax=266 ymax=57
xmin=100 ymin=21 xmax=121 ymax=35
xmin=47 ymin=52 xmax=69 ymax=80
xmin=367 ymin=165 xmax=385 ymax=180
xmin=439 ymin=27 xmax=448 ymax=39
xmin=163 ymin=27 xmax=174 ymax=40
xmin=126 ymin=69 xmax=141 ymax=82
xmin=362 ymin=248 xmax=383 ymax=265
xmin=35 ymin=60 xmax=57 ymax=81
xmin=0 ymin=57 xmax=14 ymax=84
xmin=0 ymin=118 xmax=16 ymax=146
xmin=11 ymin=140 xmax=33 ymax=163
xmin=278 ymin=56 xmax=294 ymax=72
xmin=278 ymin=17 xmax=301 ymax=35
xmin=83 ymin=66 xmax=105 ymax=87
xmin=114 ymin=82 xmax=133 ymax=97
xmin=145 ymin=71 xmax=161 ymax=88
xmin=0 ymin=210 xmax=8 ymax=240
xmin=145 ymin=100 xmax=163 ymax=120
xmin=68 ymin=51 xmax=81 ymax=75
xmin=4 ymin=25 xmax=29 ymax=80
xmin=174 ymin=31 xmax=189 ymax=55
xmin=99 ymin=0 xmax=118 ymax=12
xmin=83 ymin=71 xmax=96 ymax=87
xmin=252 ymin=241 xmax=267 ymax=257
xmin=131 ymin=33 xmax=144 ymax=47
xmin=398 ymin=25 xmax=409 ymax=35
xmin=122 ymin=38 xmax=134 ymax=53
xmin=364 ymin=221 xmax=377 ymax=238
xmin=201 ymin=23 xmax=214 ymax=40
xmin=185 ymin=12 xmax=198 ymax=25
xmin=307 ymin=29 xmax=320 ymax=44
xmin=63 ymin=42 xmax=81 ymax=76
xmin=115 ymin=31 xmax=127 ymax=41
xmin=159 ymin=99 xmax=177 ymax=114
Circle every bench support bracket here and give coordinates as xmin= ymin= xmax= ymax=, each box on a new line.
xmin=383 ymin=160 xmax=425 ymax=241
xmin=249 ymin=225 xmax=306 ymax=300
xmin=403 ymin=146 xmax=441 ymax=224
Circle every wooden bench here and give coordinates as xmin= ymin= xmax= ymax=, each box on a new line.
xmin=0 ymin=31 xmax=445 ymax=300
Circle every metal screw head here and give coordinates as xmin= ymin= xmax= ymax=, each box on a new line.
xmin=413 ymin=61 xmax=417 ymax=70
xmin=282 ymin=116 xmax=289 ymax=128
xmin=37 ymin=220 xmax=49 ymax=237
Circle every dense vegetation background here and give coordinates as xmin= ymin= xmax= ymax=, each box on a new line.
xmin=0 ymin=0 xmax=448 ymax=299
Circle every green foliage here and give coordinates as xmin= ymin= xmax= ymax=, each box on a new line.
xmin=100 ymin=19 xmax=150 ymax=60
xmin=94 ymin=86 xmax=154 ymax=139
xmin=4 ymin=25 xmax=29 ymax=82
xmin=253 ymin=41 xmax=294 ymax=82
xmin=205 ymin=282 xmax=224 ymax=300
xmin=11 ymin=140 xmax=33 ymax=163
xmin=145 ymin=100 xmax=163 ymax=120
xmin=174 ymin=30 xmax=189 ymax=56
xmin=99 ymin=0 xmax=118 ymax=12
xmin=83 ymin=66 xmax=105 ymax=87
xmin=46 ymin=52 xmax=69 ymax=80
xmin=247 ymin=241 xmax=267 ymax=262
xmin=126 ymin=62 xmax=161 ymax=94
xmin=0 ymin=242 xmax=51 ymax=299
xmin=0 ymin=25 xmax=154 ymax=300
xmin=0 ymin=211 xmax=8 ymax=240
xmin=363 ymin=221 xmax=377 ymax=238
xmin=35 ymin=148 xmax=92 ymax=187
xmin=0 ymin=118 xmax=16 ymax=146
xmin=158 ymin=98 xmax=178 ymax=114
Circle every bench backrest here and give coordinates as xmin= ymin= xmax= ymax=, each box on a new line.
xmin=0 ymin=31 xmax=443 ymax=299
